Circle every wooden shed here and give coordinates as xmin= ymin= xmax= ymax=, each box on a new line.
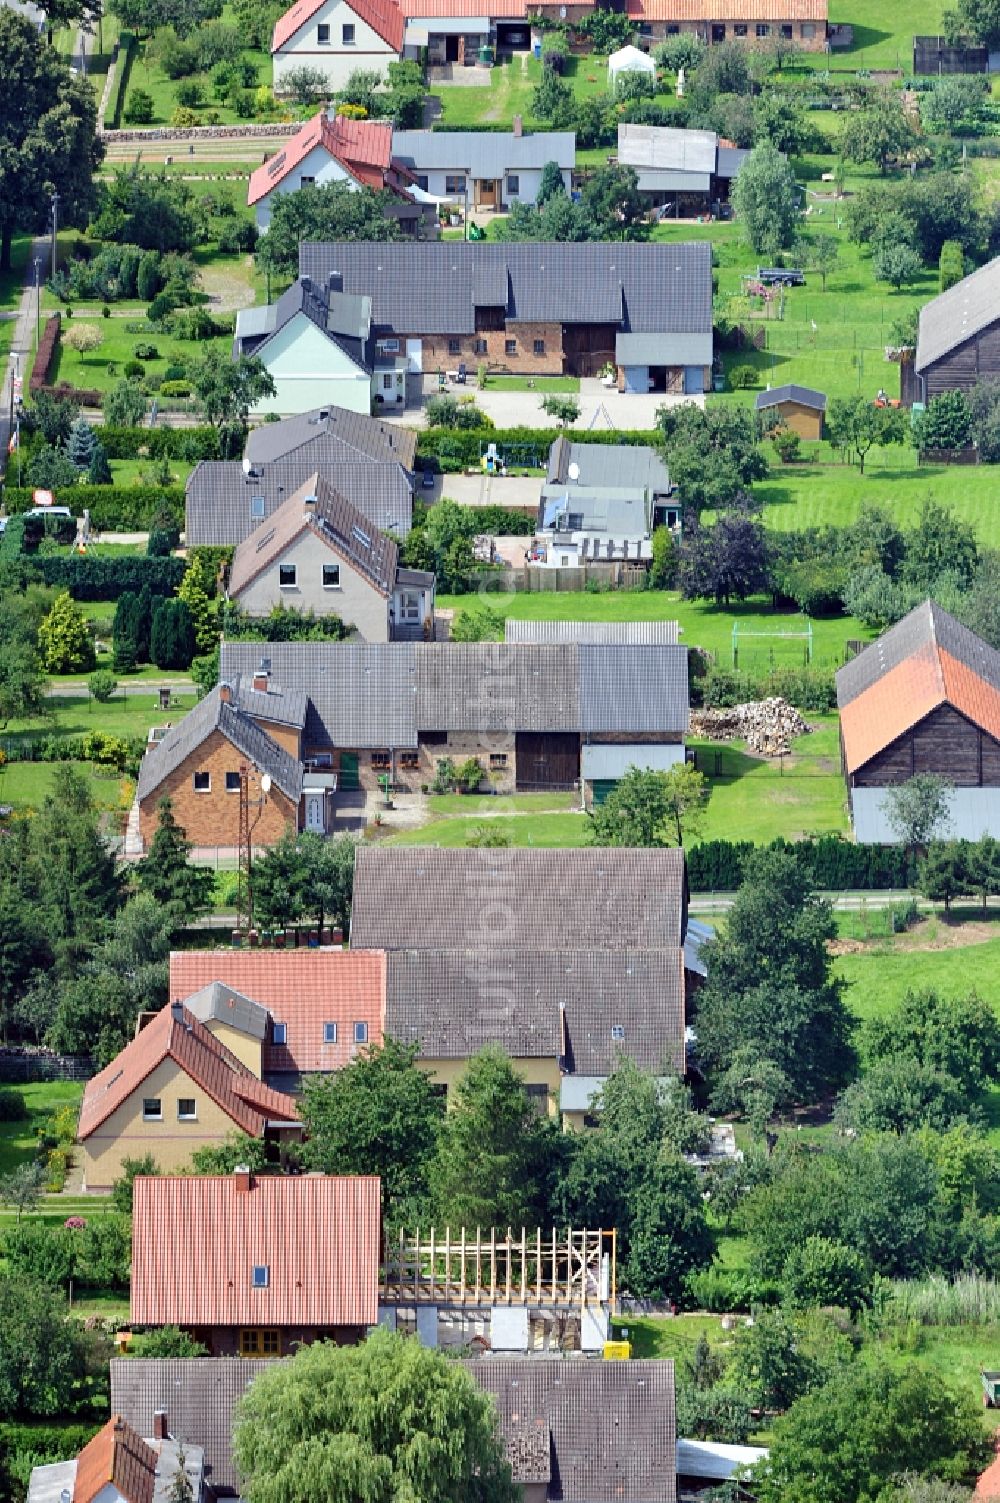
xmin=755 ymin=383 xmax=827 ymax=440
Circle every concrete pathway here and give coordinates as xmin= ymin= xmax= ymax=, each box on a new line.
xmin=0 ymin=235 xmax=49 ymax=476
xmin=382 ymin=377 xmax=704 ymax=432
xmin=430 ymin=472 xmax=542 ymax=509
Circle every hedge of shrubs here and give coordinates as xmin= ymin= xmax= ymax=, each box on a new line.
xmin=0 ymin=733 xmax=145 ymax=772
xmin=104 ymin=30 xmax=135 ymax=129
xmin=687 ymin=835 xmax=918 ymax=893
xmin=30 ymin=314 xmax=61 ymax=392
xmin=694 ymin=664 xmax=838 ymax=713
xmin=3 ymin=485 xmax=184 ymax=530
xmin=417 ymin=425 xmax=660 ymax=471
xmin=24 ymin=554 xmax=185 ymax=601
xmin=97 ymin=426 xmax=220 ymax=460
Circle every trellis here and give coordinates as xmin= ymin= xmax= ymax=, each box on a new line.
xmin=381 ymin=1227 xmax=616 ymax=1309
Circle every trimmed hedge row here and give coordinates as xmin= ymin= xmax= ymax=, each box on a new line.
xmin=687 ymin=836 xmax=918 ymax=893
xmin=30 ymin=315 xmax=61 ymax=392
xmin=417 ymin=425 xmax=660 ymax=470
xmin=27 ymin=554 xmax=185 ymax=600
xmin=104 ymin=30 xmax=135 ymax=131
xmin=3 ymin=485 xmax=184 ymax=531
xmin=98 ymin=426 xmax=220 ymax=461
xmin=0 ymin=1423 xmax=102 ymax=1465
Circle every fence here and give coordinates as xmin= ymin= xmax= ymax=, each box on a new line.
xmin=912 ymin=35 xmax=989 ymax=73
xmin=490 ymin=563 xmax=649 ymax=592
xmin=0 ymin=1050 xmax=93 ymax=1082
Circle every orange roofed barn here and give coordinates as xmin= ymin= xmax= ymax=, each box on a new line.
xmin=837 ymin=599 xmax=1000 ymax=843
xmin=169 ymin=948 xmax=386 ymax=1091
xmin=130 ymin=1171 xmax=381 ymax=1358
xmin=77 ymin=1003 xmax=301 ymax=1191
xmin=626 ymin=0 xmax=827 ymax=46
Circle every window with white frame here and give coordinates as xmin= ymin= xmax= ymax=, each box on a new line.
xmin=354 ymin=1021 xmax=368 ymax=1044
xmin=251 ymin=1265 xmax=270 ymax=1288
xmin=382 ymin=373 xmax=394 ymax=390
xmin=193 ymin=771 xmax=211 ymax=793
xmin=323 ymin=563 xmax=341 ymax=588
xmin=177 ymin=1098 xmax=197 ymax=1120
xmin=399 ymin=591 xmax=421 ymax=621
xmin=323 ymin=1022 xmax=338 ymax=1044
xmin=225 ymin=771 xmax=241 ymax=793
xmin=272 ymin=1022 xmax=287 ymax=1045
xmin=342 ymin=22 xmax=355 ymax=42
xmin=279 ymin=563 xmax=297 ymax=588
xmin=143 ymin=1098 xmax=162 ymax=1120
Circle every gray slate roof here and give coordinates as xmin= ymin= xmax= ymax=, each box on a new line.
xmin=386 ymin=947 xmax=686 ymax=1073
xmin=836 ymin=598 xmax=1000 ymax=709
xmin=223 ymin=677 xmax=310 ymax=728
xmin=181 ymin=982 xmax=269 ymax=1041
xmin=185 ymin=458 xmax=414 ymax=547
xmin=391 ymin=129 xmax=575 ymax=176
xmin=755 ymin=383 xmax=827 ymax=411
xmin=505 ymin=619 xmax=680 ymax=644
xmin=245 ymin=406 xmax=417 ymax=469
xmin=297 ymin=241 xmax=713 ymax=337
xmin=237 ymin=279 xmax=373 ymax=372
xmin=111 ymin=1358 xmax=676 ymax=1502
xmin=547 ymin=437 xmax=672 ymax=493
xmin=219 ymin=640 xmax=689 ymax=743
xmin=351 ymin=846 xmax=688 ymax=951
xmin=220 ymin=641 xmax=420 ymax=748
xmin=136 ymin=687 xmax=303 ymax=804
xmin=915 ymin=255 xmax=1000 ymax=373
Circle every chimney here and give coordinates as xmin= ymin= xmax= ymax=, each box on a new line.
xmin=301 ymin=275 xmax=312 ymax=293
xmin=513 ymin=113 xmax=522 ymax=137
xmin=233 ymin=1164 xmax=253 ymax=1194
xmin=152 ymin=1411 xmax=169 ymax=1442
xmin=328 ymin=270 xmax=343 ymax=295
xmin=252 ymin=663 xmax=269 ymax=693
xmin=219 ymin=682 xmax=232 ymax=705
xmin=170 ymin=1002 xmax=184 ymax=1025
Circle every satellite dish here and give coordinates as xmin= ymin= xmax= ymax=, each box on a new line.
xmin=260 ymin=773 xmax=272 ymax=795
xmin=242 ymin=456 xmax=251 ymax=476
xmin=567 ymin=461 xmax=580 ymax=482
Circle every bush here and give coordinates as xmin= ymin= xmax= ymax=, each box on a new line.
xmin=175 ymin=79 xmax=204 ymax=108
xmin=147 ymin=291 xmax=176 ymax=324
xmin=150 ymin=597 xmax=196 ymax=669
xmin=132 ymin=342 xmax=160 ymax=361
xmin=686 ymin=834 xmax=916 ymax=892
xmin=124 ymin=88 xmax=155 ymax=124
xmin=29 ymin=315 xmax=61 ymax=392
xmin=147 ymin=525 xmax=179 ymax=557
xmin=0 ymin=1088 xmax=28 ymax=1121
xmin=129 ymin=1326 xmax=207 ymax=1358
xmin=123 ymin=359 xmax=145 ymax=380
xmin=773 ymin=428 xmax=802 ymax=463
xmin=729 ymin=364 xmax=758 ymax=389
xmin=87 ymin=669 xmax=118 ymax=702
xmin=159 ymin=379 xmax=192 ymax=398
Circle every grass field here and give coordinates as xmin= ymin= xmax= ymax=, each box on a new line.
xmin=834 ymin=923 xmax=1000 ymax=1023
xmin=2 ymin=692 xmax=197 ymax=745
xmin=0 ymin=761 xmax=128 ymax=811
xmin=50 ymin=318 xmax=232 ymax=394
xmin=0 ymin=1082 xmax=82 ymax=1176
xmin=122 ymin=17 xmax=276 ymax=129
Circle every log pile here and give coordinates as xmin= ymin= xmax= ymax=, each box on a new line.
xmin=690 ymin=697 xmax=811 ymax=756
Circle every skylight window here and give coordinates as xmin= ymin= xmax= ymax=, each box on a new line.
xmin=252 ymin=1265 xmax=269 ymax=1288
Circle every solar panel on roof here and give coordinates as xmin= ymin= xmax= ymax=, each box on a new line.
xmin=352 ymin=524 xmax=372 ymax=548
xmin=254 ymin=527 xmax=276 ymax=553
xmin=267 ymin=152 xmax=287 ymax=178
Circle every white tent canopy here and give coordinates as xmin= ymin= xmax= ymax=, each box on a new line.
xmin=608 ymin=44 xmax=656 ymax=86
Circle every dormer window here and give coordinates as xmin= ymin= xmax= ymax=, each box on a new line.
xmin=252 ymin=1265 xmax=269 ymax=1288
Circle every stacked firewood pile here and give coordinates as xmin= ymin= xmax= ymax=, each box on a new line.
xmin=690 ymin=698 xmax=811 ymax=756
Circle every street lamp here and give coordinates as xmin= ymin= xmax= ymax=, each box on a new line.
xmin=50 ymin=191 xmax=60 ymax=284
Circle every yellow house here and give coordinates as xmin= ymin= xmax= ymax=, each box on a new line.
xmin=77 ymin=1003 xmax=301 ymax=1190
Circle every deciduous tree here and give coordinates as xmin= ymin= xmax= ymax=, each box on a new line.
xmin=256 ymin=182 xmax=401 ymax=278
xmin=590 ymin=763 xmax=707 ymax=848
xmin=884 ymin=774 xmax=954 ymax=853
xmin=731 ymin=142 xmax=799 ymax=256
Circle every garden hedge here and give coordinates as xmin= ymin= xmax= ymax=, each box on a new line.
xmin=0 ymin=1423 xmax=102 ymax=1463
xmin=97 ymin=426 xmax=220 ymax=461
xmin=30 ymin=315 xmax=61 ymax=392
xmin=104 ymin=30 xmax=135 ymax=130
xmin=687 ymin=835 xmax=918 ymax=893
xmin=3 ymin=485 xmax=184 ymax=530
xmin=26 ymin=554 xmax=185 ymax=600
xmin=417 ymin=426 xmax=661 ymax=471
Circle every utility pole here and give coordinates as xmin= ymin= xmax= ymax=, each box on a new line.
xmin=34 ymin=258 xmax=41 ymax=348
xmin=50 ymin=191 xmax=60 ymax=283
xmin=237 ymin=762 xmax=272 ymax=940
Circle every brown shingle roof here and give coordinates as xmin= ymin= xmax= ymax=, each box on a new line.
xmin=75 ymin=1418 xmax=158 ymax=1503
xmin=78 ymin=1005 xmax=299 ymax=1141
xmin=130 ymin=1173 xmax=381 ymax=1328
xmin=169 ymin=949 xmax=386 ymax=1075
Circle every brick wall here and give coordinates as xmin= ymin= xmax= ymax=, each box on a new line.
xmin=138 ymin=728 xmax=300 ymax=848
xmin=408 ymin=322 xmax=565 ymax=376
xmin=640 ymin=18 xmax=826 ymax=47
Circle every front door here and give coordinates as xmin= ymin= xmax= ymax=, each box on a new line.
xmin=305 ymin=794 xmax=325 ymax=833
xmin=445 ymin=33 xmax=459 ymax=61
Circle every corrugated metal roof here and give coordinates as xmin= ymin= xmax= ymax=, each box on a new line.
xmin=916 ymin=255 xmax=1000 ymax=372
xmin=616 ymin=330 xmax=713 ymax=367
xmin=580 ymin=643 xmax=689 ymax=733
xmin=505 ymin=619 xmax=680 ymax=644
xmin=135 ymin=689 xmax=303 ymax=805
xmin=131 ymin=1174 xmax=381 ymax=1328
xmin=111 ymin=1357 xmax=677 ymax=1500
xmin=297 ymin=242 xmax=713 ymax=337
xmin=351 ymin=846 xmax=688 ymax=950
xmin=547 ymin=438 xmax=672 ymax=493
xmin=391 ymin=129 xmax=575 ymax=176
xmin=676 ymin=1439 xmax=767 ymax=1481
xmin=186 ymin=457 xmax=414 ymax=548
xmin=755 ymin=382 xmax=827 ymax=411
xmin=170 ymin=949 xmax=386 ymax=1075
xmin=619 ymin=123 xmax=717 ymax=174
xmin=580 ymin=741 xmax=685 ymax=778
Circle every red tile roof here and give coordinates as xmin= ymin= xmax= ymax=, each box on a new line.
xmin=75 ymin=1418 xmax=158 ymax=1503
xmin=131 ymin=1173 xmax=381 ymax=1328
xmin=78 ymin=1005 xmax=300 ymax=1141
xmin=626 ymin=0 xmax=826 ymax=17
xmin=169 ymin=949 xmax=386 ymax=1074
xmin=841 ymin=644 xmax=1000 ymax=775
xmin=272 ymin=0 xmax=404 ymax=54
xmin=977 ymin=1437 xmax=1000 ymax=1500
xmin=248 ymin=112 xmax=395 ymax=206
xmin=396 ymin=0 xmax=527 ymax=14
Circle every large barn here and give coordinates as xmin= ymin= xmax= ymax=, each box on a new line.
xmin=902 ymin=256 xmax=1000 ymax=405
xmin=836 ymin=599 xmax=1000 ymax=842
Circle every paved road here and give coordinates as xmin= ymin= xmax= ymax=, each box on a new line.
xmin=0 ymin=235 xmax=48 ymax=477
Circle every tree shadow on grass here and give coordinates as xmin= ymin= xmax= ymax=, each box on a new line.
xmin=839 ymin=22 xmax=893 ymax=53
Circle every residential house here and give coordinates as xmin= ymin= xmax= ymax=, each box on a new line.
xmin=248 ymin=112 xmax=427 ymax=233
xmin=130 ymin=1170 xmax=381 ymax=1356
xmin=112 ymin=1357 xmax=677 ymax=1501
xmin=169 ymin=949 xmax=387 ymax=1093
xmin=27 ymin=1416 xmax=206 ymax=1503
xmin=271 ymin=0 xmax=404 ymax=92
xmin=755 ymin=382 xmax=826 ymax=439
xmin=397 ymin=0 xmax=533 ymax=64
xmin=625 ymin=0 xmax=828 ymax=48
xmin=617 ymin=123 xmax=749 ymax=214
xmin=836 ymin=599 xmax=1000 ymax=841
xmin=134 ymin=682 xmax=305 ymax=852
xmin=532 ymin=436 xmax=678 ymax=567
xmin=350 ymin=846 xmax=693 ymax=1120
xmin=218 ymin=635 xmax=690 ymax=808
xmin=389 ymin=128 xmax=575 ymax=209
xmin=76 ymin=1003 xmax=301 ymax=1189
xmin=185 ymin=404 xmax=416 ymax=548
xmin=284 ymin=240 xmax=714 ymax=389
xmin=225 ymin=474 xmax=434 ymax=640
xmin=233 ymin=275 xmax=396 ymax=417
xmin=901 ymin=255 xmax=1000 ymax=405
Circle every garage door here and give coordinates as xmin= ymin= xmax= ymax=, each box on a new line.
xmin=515 ymin=733 xmax=580 ymax=791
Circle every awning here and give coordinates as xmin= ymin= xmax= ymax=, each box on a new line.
xmin=581 ymin=743 xmax=685 ymax=781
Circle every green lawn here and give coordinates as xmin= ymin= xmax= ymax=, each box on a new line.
xmin=3 ymin=691 xmax=197 ymax=745
xmin=50 ymin=318 xmax=232 ymax=395
xmin=693 ymin=714 xmax=849 ymax=845
xmin=834 ymin=926 xmax=1000 ymax=1023
xmin=122 ymin=21 xmax=275 ymax=128
xmin=0 ymin=761 xmax=128 ymax=812
xmin=0 ymin=1082 xmax=83 ymax=1176
xmin=484 ymin=375 xmax=580 ymax=393
xmin=610 ymin=1312 xmax=729 ymax=1361
xmin=385 ymin=809 xmax=591 ymax=848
